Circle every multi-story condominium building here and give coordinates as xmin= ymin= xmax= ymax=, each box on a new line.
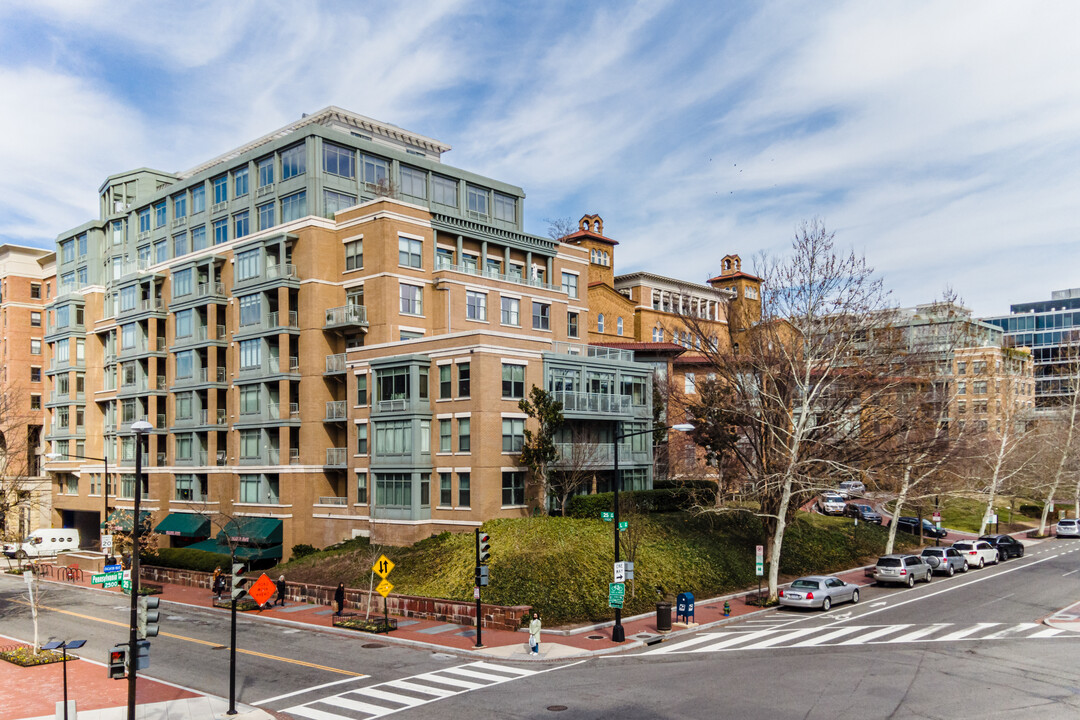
xmin=44 ymin=107 xmax=652 ymax=553
xmin=983 ymin=289 xmax=1080 ymax=411
xmin=0 ymin=244 xmax=55 ymax=540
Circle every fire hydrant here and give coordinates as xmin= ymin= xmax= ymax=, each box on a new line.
xmin=723 ymin=601 xmax=731 ymax=617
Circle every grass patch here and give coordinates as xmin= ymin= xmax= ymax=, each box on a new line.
xmin=270 ymin=512 xmax=918 ymax=625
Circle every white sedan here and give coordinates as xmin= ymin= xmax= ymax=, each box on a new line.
xmin=951 ymin=540 xmax=999 ymax=569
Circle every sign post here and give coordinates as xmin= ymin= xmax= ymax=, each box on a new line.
xmin=613 ymin=561 xmax=626 ymax=583
xmin=600 ymin=512 xmax=614 ymax=522
xmin=933 ymin=512 xmax=942 ymax=546
xmin=371 ymin=555 xmax=395 ymax=633
xmin=755 ymin=544 xmax=764 ymax=600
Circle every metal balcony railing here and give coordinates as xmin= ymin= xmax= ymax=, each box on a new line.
xmin=377 ymin=399 xmax=408 ymax=412
xmin=325 ymin=448 xmax=347 ymax=467
xmin=550 ymin=342 xmax=635 ymax=362
xmin=267 ymin=263 xmax=298 ymax=280
xmin=325 ymin=401 xmax=347 ymax=421
xmin=289 ymin=447 xmax=300 ymax=465
xmin=318 ymin=495 xmax=348 ymax=505
xmin=290 ymin=402 xmax=299 ymax=419
xmin=267 ymin=356 xmax=300 ymax=374
xmin=552 ymin=391 xmax=632 ymax=415
xmin=195 ymin=282 xmax=225 ymax=298
xmin=267 ymin=310 xmax=299 ymax=329
xmin=435 ymin=257 xmax=560 ymax=292
xmin=326 ymin=354 xmax=346 ymax=373
xmin=324 ymin=305 xmax=368 ymax=327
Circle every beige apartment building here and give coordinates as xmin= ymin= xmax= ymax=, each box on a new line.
xmin=0 ymin=244 xmax=55 ymax=541
xmin=952 ymin=346 xmax=1034 ymax=435
xmin=44 ymin=108 xmax=653 ymax=554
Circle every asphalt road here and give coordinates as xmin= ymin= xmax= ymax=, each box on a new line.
xmin=4 ymin=537 xmax=1080 ymax=719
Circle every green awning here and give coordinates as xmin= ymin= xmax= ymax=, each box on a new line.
xmin=154 ymin=513 xmax=210 ymax=539
xmin=184 ymin=540 xmax=282 ymax=561
xmin=100 ymin=509 xmax=152 ymax=532
xmin=184 ymin=539 xmax=230 ymax=555
xmin=216 ymin=518 xmax=283 ymax=546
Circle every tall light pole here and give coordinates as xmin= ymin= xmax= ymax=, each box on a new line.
xmin=45 ymin=451 xmax=110 ymax=556
xmin=126 ymin=419 xmax=152 ymax=720
xmin=611 ymin=421 xmax=694 ymax=643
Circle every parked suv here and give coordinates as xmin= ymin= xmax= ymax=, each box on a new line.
xmin=920 ymin=547 xmax=968 ymax=576
xmin=1057 ymin=519 xmax=1080 ymax=538
xmin=895 ymin=516 xmax=948 ymax=539
xmin=837 ymin=481 xmax=867 ymax=499
xmin=874 ymin=554 xmax=933 ymax=587
xmin=843 ymin=503 xmax=882 ymax=524
xmin=952 ymin=540 xmax=999 ymax=569
xmin=816 ymin=493 xmax=846 ymax=516
xmin=979 ymin=534 xmax=1025 ymax=560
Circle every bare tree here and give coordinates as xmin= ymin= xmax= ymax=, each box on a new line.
xmin=0 ymin=384 xmax=43 ymax=563
xmin=549 ymin=428 xmax=608 ymax=516
xmin=1032 ymin=345 xmax=1080 ymax=535
xmin=545 ymin=217 xmax=576 ymax=242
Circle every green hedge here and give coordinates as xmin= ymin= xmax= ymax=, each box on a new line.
xmin=1018 ymin=504 xmax=1043 ymax=518
xmin=654 ymin=478 xmax=717 ymax=491
xmin=565 ymin=487 xmax=716 ymax=518
xmin=144 ymin=547 xmax=232 ymax=573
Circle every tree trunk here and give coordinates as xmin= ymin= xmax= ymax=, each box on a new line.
xmin=885 ymin=465 xmax=912 ymax=555
xmin=767 ymin=474 xmax=794 ymax=602
xmin=980 ymin=428 xmax=1010 ymax=536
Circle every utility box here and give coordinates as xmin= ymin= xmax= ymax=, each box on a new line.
xmin=676 ymin=592 xmax=695 ymax=624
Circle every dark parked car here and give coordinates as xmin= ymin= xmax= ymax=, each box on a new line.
xmin=979 ymin=534 xmax=1025 ymax=560
xmin=844 ymin=503 xmax=882 ymax=524
xmin=894 ymin=516 xmax=948 ymax=539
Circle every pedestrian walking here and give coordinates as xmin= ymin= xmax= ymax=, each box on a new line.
xmin=275 ymin=574 xmax=287 ymax=607
xmin=529 ymin=612 xmax=542 ymax=655
xmin=334 ymin=582 xmax=346 ymax=616
xmin=211 ymin=567 xmax=223 ymax=601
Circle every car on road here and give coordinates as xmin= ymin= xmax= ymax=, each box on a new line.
xmin=894 ymin=516 xmax=948 ymax=539
xmin=874 ymin=554 xmax=933 ymax=587
xmin=920 ymin=547 xmax=968 ymax=576
xmin=1056 ymin=519 xmax=1080 ymax=538
xmin=843 ymin=503 xmax=883 ymax=524
xmin=952 ymin=540 xmax=999 ymax=568
xmin=816 ymin=493 xmax=847 ymax=515
xmin=979 ymin=534 xmax=1025 ymax=560
xmin=836 ymin=481 xmax=867 ymax=499
xmin=778 ymin=575 xmax=860 ymax=611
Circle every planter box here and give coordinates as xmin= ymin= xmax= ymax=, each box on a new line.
xmin=212 ymin=598 xmax=262 ymax=612
xmin=333 ymin=614 xmax=397 ymax=634
xmin=0 ymin=645 xmax=70 ymax=667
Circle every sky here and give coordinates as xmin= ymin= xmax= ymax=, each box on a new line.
xmin=1 ymin=0 xmax=1078 ymax=316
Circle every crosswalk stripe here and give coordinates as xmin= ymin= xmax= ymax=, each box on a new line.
xmin=412 ymin=672 xmax=487 ymax=690
xmin=469 ymin=661 xmax=535 ymax=677
xmin=322 ymin=694 xmax=396 ymax=716
xmin=438 ymin=666 xmax=520 ymax=683
xmin=384 ymin=680 xmax=457 ymax=698
xmin=838 ymin=625 xmax=912 ymax=644
xmin=1030 ymin=628 xmax=1064 ymax=638
xmin=645 ymin=631 xmax=745 ymax=654
xmin=689 ymin=630 xmax=781 ymax=652
xmin=286 ymin=705 xmax=358 ymax=720
xmin=890 ymin=624 xmax=951 ymax=643
xmin=984 ymin=623 xmax=1039 ymax=639
xmin=935 ymin=623 xmax=998 ymax=641
xmin=789 ymin=626 xmax=866 ymax=647
xmin=736 ymin=628 xmax=821 ymax=649
xmin=358 ymin=687 xmax=428 ymax=707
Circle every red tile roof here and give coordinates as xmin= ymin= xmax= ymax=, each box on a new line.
xmin=561 ymin=229 xmax=619 ymax=246
xmin=709 ymin=271 xmax=762 ymax=283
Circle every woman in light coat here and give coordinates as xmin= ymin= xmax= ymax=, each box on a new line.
xmin=529 ymin=612 xmax=542 ymax=655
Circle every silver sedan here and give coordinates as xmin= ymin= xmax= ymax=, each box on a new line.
xmin=779 ymin=575 xmax=860 ymax=611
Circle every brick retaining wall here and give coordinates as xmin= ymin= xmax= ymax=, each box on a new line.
xmin=139 ymin=566 xmax=530 ymax=631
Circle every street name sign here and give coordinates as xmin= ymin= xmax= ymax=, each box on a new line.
xmin=932 ymin=512 xmax=941 ymax=523
xmin=372 ymin=555 xmax=395 ymax=579
xmin=376 ymin=579 xmax=394 ymax=597
xmin=104 ymin=563 xmax=121 ymax=573
xmin=608 ymin=582 xmax=625 ymax=609
xmin=618 ymin=521 xmax=628 ymax=532
xmin=91 ymin=571 xmax=122 ymax=585
xmin=601 ymin=512 xmax=614 ymax=522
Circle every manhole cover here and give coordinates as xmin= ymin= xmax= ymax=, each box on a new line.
xmin=635 ymin=634 xmax=653 ymax=639
xmin=547 ymin=706 xmax=568 ymax=712
xmin=587 ymin=635 xmax=605 ymax=640
xmin=362 ymin=643 xmax=385 ymax=649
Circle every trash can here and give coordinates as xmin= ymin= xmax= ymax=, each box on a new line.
xmin=656 ymin=602 xmax=672 ymax=632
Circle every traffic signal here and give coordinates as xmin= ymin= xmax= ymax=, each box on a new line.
xmin=137 ymin=596 xmax=160 ymax=639
xmin=478 ymin=532 xmax=490 ymax=563
xmin=108 ymin=645 xmax=127 ymax=679
xmin=231 ymin=562 xmax=249 ymax=600
xmin=475 ymin=565 xmax=489 ymax=587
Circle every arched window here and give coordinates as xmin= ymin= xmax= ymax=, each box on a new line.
xmin=598 ymin=314 xmax=605 ymax=333
xmin=617 ymin=317 xmax=623 ymax=336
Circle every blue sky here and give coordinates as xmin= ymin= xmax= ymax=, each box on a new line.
xmin=2 ymin=0 xmax=1079 ymax=316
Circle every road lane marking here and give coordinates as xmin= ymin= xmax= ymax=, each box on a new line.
xmin=736 ymin=628 xmax=821 ymax=649
xmin=838 ymin=624 xmax=911 ymax=644
xmin=1062 ymin=569 xmax=1079 ymax=577
xmin=253 ymin=676 xmax=370 ymax=706
xmin=890 ymin=624 xmax=951 ymax=643
xmin=789 ymin=626 xmax=866 ymax=647
xmin=644 ymin=631 xmax=744 ymax=654
xmin=1030 ymin=628 xmax=1064 ymax=638
xmin=935 ymin=623 xmax=998 ymax=641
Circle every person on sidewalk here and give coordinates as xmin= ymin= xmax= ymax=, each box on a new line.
xmin=274 ymin=574 xmax=287 ymax=607
xmin=211 ymin=567 xmax=223 ymax=601
xmin=334 ymin=582 xmax=346 ymax=616
xmin=529 ymin=612 xmax=542 ymax=655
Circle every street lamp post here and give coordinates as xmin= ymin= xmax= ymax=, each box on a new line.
xmin=126 ymin=420 xmax=153 ymax=720
xmin=41 ymin=639 xmax=86 ymax=720
xmin=611 ymin=421 xmax=694 ymax=643
xmin=45 ymin=451 xmax=110 ymax=557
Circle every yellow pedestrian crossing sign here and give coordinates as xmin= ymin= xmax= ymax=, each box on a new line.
xmin=376 ymin=579 xmax=394 ymax=597
xmin=372 ymin=555 xmax=394 ymax=579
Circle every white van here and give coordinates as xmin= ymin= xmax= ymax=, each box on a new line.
xmin=3 ymin=529 xmax=81 ymax=559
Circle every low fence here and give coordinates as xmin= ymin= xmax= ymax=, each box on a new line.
xmin=139 ymin=565 xmax=530 ymax=631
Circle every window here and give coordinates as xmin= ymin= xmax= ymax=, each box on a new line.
xmin=240 ymin=431 xmax=261 ymax=459
xmin=30 ymin=311 xmax=41 ymax=327
xmin=502 ymin=418 xmax=525 ymax=452
xmin=345 ymin=239 xmax=363 ymax=270
xmin=356 ymin=423 xmax=368 ymax=454
xmin=494 ymin=192 xmax=516 ymax=222
xmin=239 ymin=339 xmax=261 ymax=369
xmin=176 ymin=350 xmax=193 ymax=378
xmin=77 ymin=233 xmax=87 ymax=257
xmin=362 ymin=154 xmax=389 ymax=188
xmin=236 ymin=249 xmax=259 ymax=281
xmin=138 ymin=208 xmax=150 ymax=233
xmin=462 ymin=254 xmax=477 ymax=272
xmin=685 ymin=373 xmax=696 ymax=394
xmin=239 ymin=474 xmax=260 ymax=501
xmin=31 ymin=367 xmax=41 ymax=382
xmin=176 ymin=392 xmax=193 ymax=419
xmin=502 ymin=364 xmax=525 ymax=398
xmin=375 ymin=472 xmax=412 ymax=508
xmin=30 ymin=395 xmax=40 ymax=410
xmin=60 ymin=238 xmax=74 ymax=264
xmin=598 ymin=313 xmax=605 ymax=333
xmin=974 ymin=381 xmax=988 ymax=395
xmin=502 ymin=471 xmax=525 ymax=506
xmin=258 ymin=201 xmax=275 ymax=230
xmin=212 ymin=175 xmax=228 ymax=205
xmin=258 ymin=156 xmax=274 ymax=187
xmin=120 ymin=285 xmax=136 ymax=312
xmin=467 ymin=185 xmax=488 ymax=216
xmin=154 ymin=201 xmax=166 ymax=228
xmin=438 ymin=365 xmax=452 ymax=398
xmin=77 ymin=266 xmax=87 ymax=286
xmin=323 ymin=142 xmax=355 ymax=178
xmin=155 ymin=240 xmax=167 ymax=264
xmin=356 ymin=374 xmax=368 ymax=405
xmin=436 ymin=247 xmax=454 ymax=269
xmin=458 ymin=417 xmax=470 ymax=452
xmin=190 ymin=184 xmax=205 ymax=214
xmin=486 ymin=257 xmax=502 ymax=276
xmin=433 ymin=175 xmax=458 ymax=206
xmin=617 ymin=317 xmax=624 ymax=335
xmin=30 ymin=338 xmax=41 ymax=355
xmin=399 ymin=237 xmax=423 ymax=268
xmin=466 ymin=291 xmax=487 ymax=321
xmin=458 ymin=363 xmax=470 ymax=397
xmin=239 ymin=386 xmax=259 ymax=414
xmin=233 ymin=167 xmax=249 ymax=197
xmin=281 ymin=190 xmax=307 ymax=222
xmin=192 ymin=224 xmax=208 ymax=250
xmin=239 ymin=294 xmax=261 ymax=326
xmin=532 ymin=302 xmax=550 ymax=330
xmin=375 ymin=420 xmax=412 ymax=455
xmin=568 ymin=312 xmax=579 ymax=338
xmin=175 ymin=309 xmax=193 ymax=337
xmin=501 ymin=297 xmax=519 ymax=326
xmin=439 ymin=420 xmax=451 ymax=452
xmin=213 ymin=218 xmax=228 ymax=245
xmin=458 ymin=472 xmax=471 ymax=506
xmin=281 ymin=144 xmax=306 ymax=180
xmin=356 ymin=471 xmax=368 ymax=504
xmin=439 ymin=472 xmax=452 ymax=506
xmin=958 ymin=381 xmax=966 ymax=395
xmin=561 ymin=272 xmax=578 ymax=298
xmin=324 ymin=189 xmax=356 ymax=217
xmin=400 ymin=283 xmax=422 ymax=315
xmin=174 ymin=231 xmax=189 ymax=256
xmin=30 ymin=283 xmax=40 ymax=299
xmin=55 ymin=338 xmax=70 ymax=363
xmin=234 ymin=211 xmax=249 ymax=239
xmin=173 ymin=268 xmax=192 ymax=297
xmin=401 ymin=166 xmax=427 ymax=199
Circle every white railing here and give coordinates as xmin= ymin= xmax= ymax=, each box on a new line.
xmin=325 ymin=305 xmax=368 ymax=326
xmin=377 ymin=399 xmax=407 ymax=412
xmin=325 ymin=401 xmax=347 ymax=421
xmin=435 ymin=257 xmax=560 ymax=292
xmin=551 ymin=342 xmax=635 ymax=362
xmin=326 ymin=354 xmax=346 ymax=373
xmin=325 ymin=448 xmax=347 ymax=467
xmin=319 ymin=495 xmax=348 ymax=505
xmin=195 ymin=282 xmax=225 ymax=298
xmin=552 ymin=391 xmax=632 ymax=415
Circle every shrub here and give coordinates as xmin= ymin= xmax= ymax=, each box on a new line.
xmin=1018 ymin=504 xmax=1043 ymax=518
xmin=291 ymin=544 xmax=319 ymax=559
xmin=145 ymin=547 xmax=231 ymax=573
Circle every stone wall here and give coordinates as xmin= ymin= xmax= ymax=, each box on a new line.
xmin=139 ymin=565 xmax=530 ymax=631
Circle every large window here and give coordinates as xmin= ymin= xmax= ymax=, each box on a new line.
xmin=173 ymin=268 xmax=192 ymax=297
xmin=176 ymin=392 xmax=193 ymax=420
xmin=213 ymin=218 xmax=228 ymax=245
xmin=439 ymin=420 xmax=451 ymax=452
xmin=467 ymin=185 xmax=488 ymax=216
xmin=502 ymin=418 xmax=525 ymax=452
xmin=240 ymin=432 xmax=261 ymax=459
xmin=494 ymin=192 xmax=516 ymax=222
xmin=458 ymin=417 xmax=470 ymax=452
xmin=458 ymin=472 xmax=470 ymax=507
xmin=175 ymin=309 xmax=193 ymax=338
xmin=173 ymin=194 xmax=187 ymax=219
xmin=155 ymin=240 xmax=167 ymax=264
xmin=375 ymin=420 xmax=412 ymax=455
xmin=239 ymin=385 xmax=259 ymax=414
xmin=439 ymin=473 xmax=452 ymax=506
xmin=561 ymin=272 xmax=578 ymax=298
xmin=120 ymin=285 xmax=136 ymax=311
xmin=281 ymin=144 xmax=306 ymax=180
xmin=356 ymin=423 xmax=368 ymax=454
xmin=502 ymin=471 xmax=525 ymax=506
xmin=466 ymin=291 xmax=487 ymax=321
xmin=175 ymin=350 xmax=193 ymax=378
xmin=192 ymin=224 xmax=207 ymax=250
xmin=401 ymin=166 xmax=427 ymax=199
xmin=532 ymin=302 xmax=550 ymax=330
xmin=281 ymin=191 xmax=307 ymax=222
xmin=191 ymin=184 xmax=205 ymax=214
xmin=174 ymin=232 xmax=189 ymax=257
xmin=236 ymin=249 xmax=259 ymax=281
xmin=458 ymin=363 xmax=470 ymax=397
xmin=400 ymin=283 xmax=422 ymax=315
xmin=234 ymin=166 xmax=249 ymax=197
xmin=239 ymin=339 xmax=261 ymax=369
xmin=323 ymin=142 xmax=355 ymax=178
xmin=121 ymin=323 xmax=136 ymax=349
xmin=399 ymin=237 xmax=422 ymax=268
xmin=377 ymin=367 xmax=410 ymax=403
xmin=154 ymin=201 xmax=166 ymax=228
xmin=239 ymin=294 xmax=261 ymax=326
xmin=138 ymin=208 xmax=150 ymax=233
xmin=568 ymin=312 xmax=579 ymax=338
xmin=362 ymin=154 xmax=389 ymax=188
xmin=502 ymin=364 xmax=525 ymax=399
xmin=258 ymin=156 xmax=274 ymax=187
xmin=258 ymin=201 xmax=275 ymax=230
xmin=212 ymin=175 xmax=228 ymax=205
xmin=375 ymin=473 xmax=411 ymax=508
xmin=234 ymin=211 xmax=250 ymax=239
xmin=345 ymin=239 xmax=363 ymax=270
xmin=325 ymin=189 xmax=356 ymax=217
xmin=439 ymin=365 xmax=452 ymax=398
xmin=501 ymin=297 xmax=520 ymax=326
xmin=432 ymin=175 xmax=458 ymax=206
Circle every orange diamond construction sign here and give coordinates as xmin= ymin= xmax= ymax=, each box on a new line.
xmin=248 ymin=573 xmax=277 ymax=606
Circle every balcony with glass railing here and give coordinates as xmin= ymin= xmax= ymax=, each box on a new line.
xmin=324 ymin=401 xmax=347 ymax=422
xmin=194 ymin=282 xmax=226 ymax=299
xmin=435 ymin=257 xmax=560 ymax=292
xmin=234 ymin=263 xmax=299 ymax=289
xmin=324 ymin=305 xmax=368 ymax=329
xmin=325 ymin=448 xmax=347 ymax=467
xmin=325 ymin=353 xmax=346 ymax=375
xmin=551 ymin=391 xmax=632 ymax=415
xmin=552 ymin=442 xmax=650 ymax=466
xmin=549 ymin=342 xmax=635 ymax=363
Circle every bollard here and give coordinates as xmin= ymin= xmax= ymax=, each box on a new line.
xmin=723 ymin=601 xmax=731 ymax=617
